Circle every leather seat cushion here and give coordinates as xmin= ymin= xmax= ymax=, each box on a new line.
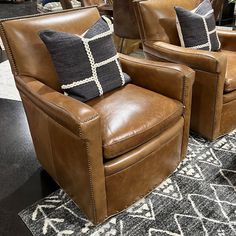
xmin=87 ymin=84 xmax=183 ymax=159
xmin=222 ymin=50 xmax=236 ymax=92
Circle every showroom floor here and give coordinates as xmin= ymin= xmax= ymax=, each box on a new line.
xmin=0 ymin=99 xmax=59 ymax=236
xmin=0 ymin=3 xmax=58 ymax=236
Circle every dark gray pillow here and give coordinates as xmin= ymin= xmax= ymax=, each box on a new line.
xmin=39 ymin=17 xmax=131 ymax=102
xmin=175 ymin=0 xmax=221 ymax=51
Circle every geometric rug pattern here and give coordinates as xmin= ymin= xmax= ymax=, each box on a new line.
xmin=19 ymin=129 xmax=236 ymax=235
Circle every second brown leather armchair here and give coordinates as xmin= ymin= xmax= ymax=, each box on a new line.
xmin=0 ymin=7 xmax=194 ymax=224
xmin=134 ymin=0 xmax=236 ymax=140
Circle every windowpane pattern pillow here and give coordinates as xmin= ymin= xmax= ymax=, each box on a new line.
xmin=39 ymin=17 xmax=131 ymax=102
xmin=175 ymin=0 xmax=221 ymax=51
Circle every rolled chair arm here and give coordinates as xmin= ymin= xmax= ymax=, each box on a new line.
xmin=217 ymin=29 xmax=236 ymax=52
xmin=119 ymin=53 xmax=195 ymax=104
xmin=119 ymin=53 xmax=195 ymax=158
xmin=16 ymin=75 xmax=107 ymax=224
xmin=16 ymin=75 xmax=99 ymax=136
xmin=144 ymin=41 xmax=227 ymax=74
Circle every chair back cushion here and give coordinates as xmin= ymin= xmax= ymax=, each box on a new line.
xmin=0 ymin=7 xmax=100 ymax=91
xmin=134 ymin=0 xmax=202 ymax=45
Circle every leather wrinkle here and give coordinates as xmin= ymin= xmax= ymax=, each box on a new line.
xmin=17 ymin=77 xmax=99 ymax=130
xmin=102 ymin=106 xmax=182 ymax=147
xmin=105 ymin=129 xmax=182 ymax=177
xmin=121 ymin=57 xmax=187 ymax=77
xmin=145 ymin=42 xmax=222 ymax=74
xmin=18 ymin=80 xmax=102 ymax=219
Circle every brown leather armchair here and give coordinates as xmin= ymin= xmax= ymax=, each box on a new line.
xmin=60 ymin=0 xmax=73 ymax=9
xmin=80 ymin=0 xmax=113 ymax=17
xmin=113 ymin=0 xmax=140 ymax=53
xmin=134 ymin=0 xmax=236 ymax=140
xmin=113 ymin=0 xmax=140 ymax=40
xmin=210 ymin=0 xmax=224 ymax=20
xmin=81 ymin=0 xmax=104 ymax=6
xmin=0 ymin=7 xmax=194 ymax=224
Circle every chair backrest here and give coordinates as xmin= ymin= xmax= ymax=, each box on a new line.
xmin=0 ymin=7 xmax=100 ymax=91
xmin=133 ymin=0 xmax=202 ymax=45
xmin=60 ymin=0 xmax=73 ymax=9
xmin=210 ymin=0 xmax=224 ymax=20
xmin=113 ymin=0 xmax=140 ymax=39
xmin=81 ymin=0 xmax=104 ymax=7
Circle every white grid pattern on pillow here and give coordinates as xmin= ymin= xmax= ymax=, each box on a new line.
xmin=176 ymin=0 xmax=221 ymax=51
xmin=61 ymin=17 xmax=125 ymax=96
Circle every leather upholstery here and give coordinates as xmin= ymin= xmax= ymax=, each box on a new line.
xmin=218 ymin=30 xmax=236 ymax=52
xmin=60 ymin=0 xmax=73 ymax=9
xmin=134 ymin=0 xmax=236 ymax=140
xmin=0 ymin=7 xmax=100 ymax=91
xmin=210 ymin=0 xmax=224 ymax=20
xmin=81 ymin=0 xmax=105 ymax=7
xmin=87 ymin=84 xmax=183 ymax=159
xmin=221 ymin=50 xmax=236 ymax=92
xmin=0 ymin=7 xmax=194 ymax=224
xmin=105 ymin=118 xmax=184 ymax=215
xmin=119 ymin=54 xmax=195 ymax=158
xmin=223 ymin=90 xmax=236 ymax=103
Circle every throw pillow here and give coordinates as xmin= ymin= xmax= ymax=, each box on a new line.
xmin=175 ymin=0 xmax=221 ymax=51
xmin=39 ymin=16 xmax=131 ymax=102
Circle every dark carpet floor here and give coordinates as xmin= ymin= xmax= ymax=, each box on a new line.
xmin=0 ymin=3 xmax=58 ymax=235
xmin=0 ymin=99 xmax=59 ymax=236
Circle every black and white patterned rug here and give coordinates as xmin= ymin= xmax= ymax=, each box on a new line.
xmin=19 ymin=130 xmax=236 ymax=236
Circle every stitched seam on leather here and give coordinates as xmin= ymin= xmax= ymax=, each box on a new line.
xmin=148 ymin=42 xmax=218 ymax=62
xmin=211 ymin=74 xmax=221 ymax=138
xmin=105 ymin=117 xmax=181 ymax=159
xmin=18 ymin=84 xmax=99 ymax=139
xmin=17 ymin=77 xmax=99 ymax=124
xmin=121 ymin=57 xmax=186 ymax=76
xmin=145 ymin=43 xmax=220 ymax=73
xmin=0 ymin=23 xmax=18 ymax=75
xmin=46 ymin=115 xmax=59 ymax=183
xmin=106 ymin=162 xmax=180 ymax=216
xmin=105 ymin=131 xmax=181 ymax=177
xmin=85 ymin=140 xmax=98 ymax=223
xmin=180 ymin=75 xmax=188 ymax=156
xmin=103 ymin=106 xmax=182 ymax=149
xmin=0 ymin=7 xmax=97 ymax=76
xmin=0 ymin=6 xmax=95 ymax=74
xmin=22 ymin=90 xmax=98 ymax=222
xmin=0 ymin=6 xmax=96 ymax=23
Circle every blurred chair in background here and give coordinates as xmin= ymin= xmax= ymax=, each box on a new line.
xmin=113 ymin=0 xmax=140 ymax=54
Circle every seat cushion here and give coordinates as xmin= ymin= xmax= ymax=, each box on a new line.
xmin=222 ymin=50 xmax=236 ymax=92
xmin=87 ymin=84 xmax=183 ymax=159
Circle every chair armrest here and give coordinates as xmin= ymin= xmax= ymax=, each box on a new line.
xmin=217 ymin=29 xmax=236 ymax=51
xmin=15 ymin=75 xmax=107 ymax=224
xmin=16 ymin=75 xmax=99 ymax=136
xmin=144 ymin=41 xmax=227 ymax=74
xmin=119 ymin=53 xmax=195 ymax=104
xmin=119 ymin=54 xmax=195 ymax=158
